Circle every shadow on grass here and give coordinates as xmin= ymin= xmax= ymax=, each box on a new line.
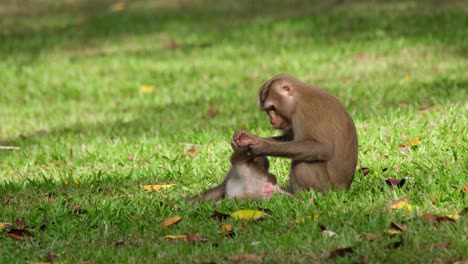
xmin=1 ymin=0 xmax=467 ymax=60
xmin=1 ymin=77 xmax=466 ymax=153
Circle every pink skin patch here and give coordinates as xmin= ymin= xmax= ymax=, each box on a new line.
xmin=262 ymin=182 xmax=276 ymax=198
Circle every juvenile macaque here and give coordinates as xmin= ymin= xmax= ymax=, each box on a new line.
xmin=187 ymin=147 xmax=291 ymax=203
xmin=231 ymin=74 xmax=358 ymax=193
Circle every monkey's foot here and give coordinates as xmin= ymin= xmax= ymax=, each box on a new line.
xmin=232 ymin=130 xmax=261 ymax=148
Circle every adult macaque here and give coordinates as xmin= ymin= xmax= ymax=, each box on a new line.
xmin=231 ymin=73 xmax=358 ymax=193
xmin=187 ymin=147 xmax=291 ymax=203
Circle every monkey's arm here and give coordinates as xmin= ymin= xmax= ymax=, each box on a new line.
xmin=251 ymin=138 xmax=332 ymax=162
xmin=186 ymin=183 xmax=225 ymax=203
xmin=233 ymin=130 xmax=331 ymax=162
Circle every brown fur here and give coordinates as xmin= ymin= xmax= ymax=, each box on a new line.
xmin=233 ymin=73 xmax=358 ymax=193
xmin=187 ymin=147 xmax=291 ymax=203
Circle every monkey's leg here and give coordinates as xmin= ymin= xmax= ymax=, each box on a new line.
xmin=290 ymin=162 xmax=332 ymax=193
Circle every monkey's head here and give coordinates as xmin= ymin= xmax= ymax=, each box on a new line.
xmin=258 ymin=74 xmax=299 ymax=131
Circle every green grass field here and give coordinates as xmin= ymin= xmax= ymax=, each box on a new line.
xmin=0 ymin=0 xmax=467 ymax=263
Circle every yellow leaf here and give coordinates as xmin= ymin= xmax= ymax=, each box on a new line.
xmin=64 ymin=180 xmax=69 ymax=185
xmin=387 ymin=229 xmax=402 ymax=235
xmin=73 ymin=179 xmax=79 ymax=185
xmin=446 ymin=214 xmax=460 ymax=220
xmin=0 ymin=222 xmax=12 ymax=231
xmin=231 ymin=210 xmax=268 ymax=220
xmin=164 ymin=234 xmax=187 ymax=240
xmin=139 ymin=85 xmax=155 ymax=94
xmin=403 ymin=137 xmax=420 ymax=147
xmin=142 ymin=184 xmax=176 ymax=192
xmin=161 ymin=216 xmax=182 ymax=228
xmin=406 ymin=204 xmax=413 ymax=211
xmin=403 ymin=74 xmax=410 ymax=81
xmin=110 ymin=2 xmax=126 ymax=12
xmin=294 ymin=214 xmax=318 ymax=224
xmin=220 ymin=224 xmax=233 ymax=232
xmin=389 ymin=196 xmax=412 ymax=210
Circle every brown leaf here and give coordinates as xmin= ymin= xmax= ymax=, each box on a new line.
xmin=460 ymin=207 xmax=468 ymax=216
xmin=385 ymin=178 xmax=406 ymax=191
xmin=360 ymin=167 xmax=371 ymax=176
xmin=463 ymin=184 xmax=468 ymax=193
xmin=45 ymin=252 xmax=58 ymax=262
xmin=185 ymin=233 xmax=208 ymax=243
xmin=161 ymin=216 xmax=182 ymax=228
xmin=340 ymin=76 xmax=351 ymax=82
xmin=7 ymin=229 xmax=32 ymax=240
xmin=37 ymin=129 xmax=48 ymax=137
xmin=420 ymin=213 xmax=456 ymax=224
xmin=356 ymin=53 xmax=367 ymax=60
xmin=220 ymin=224 xmax=233 ymax=233
xmin=424 ymin=241 xmax=450 ymax=249
xmin=390 ymin=222 xmax=408 ymax=232
xmin=325 ymin=247 xmax=355 ymax=259
xmin=127 ymin=154 xmax=134 ymax=161
xmin=39 ymin=217 xmax=48 ymax=231
xmin=356 ymin=255 xmax=368 ymax=263
xmin=367 ymin=233 xmax=379 ymax=241
xmin=430 ymin=197 xmax=437 ymax=204
xmin=183 ymin=146 xmax=197 ymax=157
xmin=162 ymin=39 xmax=180 ymax=49
xmin=210 ymin=211 xmax=231 ymax=221
xmin=206 ymin=106 xmax=219 ymax=118
xmin=14 ymin=218 xmax=26 ymax=229
xmin=231 ymin=252 xmax=267 ymax=263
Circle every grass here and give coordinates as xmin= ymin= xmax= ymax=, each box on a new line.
xmin=0 ymin=0 xmax=467 ymax=263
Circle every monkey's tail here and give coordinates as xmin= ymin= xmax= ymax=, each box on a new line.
xmin=186 ymin=183 xmax=225 ymax=203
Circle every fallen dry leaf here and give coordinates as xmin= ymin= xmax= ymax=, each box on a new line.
xmin=45 ymin=252 xmax=59 ymax=262
xmin=325 ymin=247 xmax=355 ymax=259
xmin=109 ymin=2 xmax=126 ymax=12
xmin=14 ymin=218 xmax=27 ymax=229
xmin=0 ymin=222 xmax=12 ymax=231
xmin=295 ymin=214 xmax=319 ymax=224
xmin=185 ymin=233 xmax=208 ymax=243
xmin=460 ymin=207 xmax=468 ymax=216
xmin=211 ymin=211 xmax=231 ymax=221
xmin=183 ymin=146 xmax=197 ymax=157
xmin=367 ymin=233 xmax=379 ymax=241
xmin=360 ymin=167 xmax=371 ymax=176
xmin=424 ymin=241 xmax=450 ymax=249
xmin=206 ymin=106 xmax=219 ymax=118
xmin=220 ymin=224 xmax=233 ymax=233
xmin=231 ymin=252 xmax=267 ymax=263
xmin=231 ymin=210 xmax=268 ymax=221
xmin=389 ymin=196 xmax=412 ymax=210
xmin=139 ymin=85 xmax=155 ymax=94
xmin=7 ymin=229 xmax=32 ymax=240
xmin=142 ymin=184 xmax=176 ymax=192
xmin=385 ymin=178 xmax=406 ymax=191
xmin=161 ymin=216 xmax=182 ymax=228
xmin=388 ymin=222 xmax=407 ymax=234
xmin=163 ymin=234 xmax=186 ymax=240
xmin=127 ymin=154 xmax=134 ymax=161
xmin=420 ymin=213 xmax=456 ymax=224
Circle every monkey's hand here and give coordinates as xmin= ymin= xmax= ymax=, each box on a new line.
xmin=231 ymin=130 xmax=261 ymax=148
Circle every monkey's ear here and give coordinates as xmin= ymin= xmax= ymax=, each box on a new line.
xmin=280 ymin=81 xmax=294 ymax=96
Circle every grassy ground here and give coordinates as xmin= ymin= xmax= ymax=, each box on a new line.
xmin=0 ymin=0 xmax=467 ymax=263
